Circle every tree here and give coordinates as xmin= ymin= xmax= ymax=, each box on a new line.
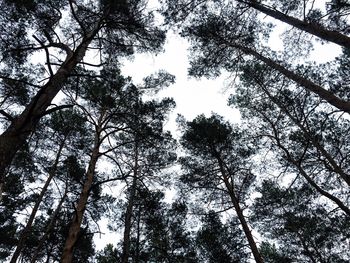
xmin=60 ymin=69 xmax=132 ymax=263
xmin=252 ymin=180 xmax=350 ymax=262
xmin=196 ymin=211 xmax=249 ymax=263
xmin=179 ymin=114 xmax=263 ymax=263
xmin=162 ymin=0 xmax=350 ymax=48
xmin=96 ymin=244 xmax=120 ymax=263
xmin=9 ymin=108 xmax=89 ymax=263
xmin=229 ymin=60 xmax=350 ymax=216
xmin=161 ymin=0 xmax=350 ymax=114
xmin=60 ymin=65 xmax=176 ymax=262
xmin=0 ymin=0 xmax=166 ymax=196
xmin=114 ymin=188 xmax=198 ymax=263
xmin=118 ymin=100 xmax=176 ymax=263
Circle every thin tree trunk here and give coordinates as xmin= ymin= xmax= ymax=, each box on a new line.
xmin=240 ymin=0 xmax=350 ymax=49
xmin=225 ymin=178 xmax=263 ymax=263
xmin=216 ymin=157 xmax=264 ymax=263
xmin=121 ymin=141 xmax=139 ymax=263
xmin=230 ymin=43 xmax=350 ymax=113
xmin=283 ymin=145 xmax=350 ymax=217
xmin=30 ymin=183 xmax=69 ymax=263
xmin=0 ymin=20 xmax=103 ymax=198
xmin=10 ymin=139 xmax=65 ymax=263
xmin=134 ymin=205 xmax=141 ymax=263
xmin=60 ymin=129 xmax=101 ymax=263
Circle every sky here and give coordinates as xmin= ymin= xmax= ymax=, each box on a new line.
xmin=94 ymin=31 xmax=244 ymax=249
xmin=94 ymin=3 xmax=342 ymax=250
xmin=121 ymin=31 xmax=241 ymax=135
xmin=58 ymin=0 xmax=343 ymax=254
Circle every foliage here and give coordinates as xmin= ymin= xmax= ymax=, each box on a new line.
xmin=1 ymin=0 xmax=350 ymax=261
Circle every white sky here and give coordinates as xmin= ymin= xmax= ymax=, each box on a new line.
xmin=94 ymin=0 xmax=342 ymax=253
xmin=121 ymin=32 xmax=241 ymax=135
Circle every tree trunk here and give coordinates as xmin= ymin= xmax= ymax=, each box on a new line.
xmin=10 ymin=139 xmax=65 ymax=263
xmin=0 ymin=20 xmax=103 ymax=199
xmin=121 ymin=141 xmax=139 ymax=263
xmin=241 ymin=0 xmax=350 ymax=49
xmin=134 ymin=206 xmax=141 ymax=263
xmin=231 ymin=43 xmax=350 ymax=113
xmin=60 ymin=131 xmax=101 ymax=263
xmin=226 ymin=182 xmax=263 ymax=263
xmin=30 ymin=183 xmax=69 ymax=263
xmin=294 ymin=163 xmax=350 ymax=216
xmin=216 ymin=157 xmax=264 ymax=263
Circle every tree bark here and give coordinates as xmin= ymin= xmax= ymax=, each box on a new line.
xmin=240 ymin=0 xmax=350 ymax=49
xmin=0 ymin=20 xmax=103 ymax=199
xmin=10 ymin=139 xmax=65 ymax=263
xmin=60 ymin=129 xmax=101 ymax=263
xmin=121 ymin=141 xmax=139 ymax=263
xmin=134 ymin=205 xmax=141 ymax=263
xmin=231 ymin=43 xmax=350 ymax=113
xmin=216 ymin=157 xmax=264 ymax=263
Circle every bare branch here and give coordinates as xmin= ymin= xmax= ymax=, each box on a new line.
xmin=33 ymin=35 xmax=54 ymax=76
xmin=0 ymin=75 xmax=41 ymax=89
xmin=69 ymin=0 xmax=87 ymax=34
xmin=41 ymin=104 xmax=74 ymax=117
xmin=78 ymin=61 xmax=107 ymax=68
xmin=0 ymin=110 xmax=14 ymax=121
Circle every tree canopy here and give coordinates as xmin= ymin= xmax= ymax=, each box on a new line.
xmin=0 ymin=0 xmax=349 ymax=262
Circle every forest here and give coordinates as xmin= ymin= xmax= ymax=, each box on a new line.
xmin=0 ymin=0 xmax=349 ymax=262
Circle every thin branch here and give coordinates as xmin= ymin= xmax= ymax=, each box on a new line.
xmin=0 ymin=109 xmax=14 ymax=121
xmin=41 ymin=104 xmax=74 ymax=117
xmin=78 ymin=61 xmax=107 ymax=67
xmin=33 ymin=35 xmax=54 ymax=77
xmin=69 ymin=0 xmax=87 ymax=34
xmin=91 ymin=173 xmax=131 ymax=189
xmin=0 ymin=75 xmax=41 ymax=89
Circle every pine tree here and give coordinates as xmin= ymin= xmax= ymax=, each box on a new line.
xmin=179 ymin=114 xmax=263 ymax=263
xmin=0 ymin=0 xmax=166 ymax=196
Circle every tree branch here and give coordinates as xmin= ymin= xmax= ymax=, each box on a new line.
xmin=41 ymin=104 xmax=74 ymax=117
xmin=69 ymin=0 xmax=87 ymax=34
xmin=0 ymin=75 xmax=41 ymax=89
xmin=0 ymin=110 xmax=14 ymax=121
xmin=33 ymin=35 xmax=54 ymax=76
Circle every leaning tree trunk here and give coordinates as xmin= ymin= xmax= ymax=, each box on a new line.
xmin=240 ymin=0 xmax=350 ymax=49
xmin=0 ymin=20 xmax=103 ymax=200
xmin=226 ymin=180 xmax=263 ymax=263
xmin=291 ymin=158 xmax=350 ymax=216
xmin=121 ymin=141 xmax=139 ymax=263
xmin=30 ymin=184 xmax=68 ymax=263
xmin=60 ymin=130 xmax=101 ymax=263
xmin=230 ymin=43 xmax=350 ymax=113
xmin=216 ymin=157 xmax=264 ymax=263
xmin=10 ymin=138 xmax=65 ymax=263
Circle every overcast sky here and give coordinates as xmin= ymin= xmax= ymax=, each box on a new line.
xmin=95 ymin=0 xmax=342 ymax=251
xmin=121 ymin=32 xmax=241 ymax=136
